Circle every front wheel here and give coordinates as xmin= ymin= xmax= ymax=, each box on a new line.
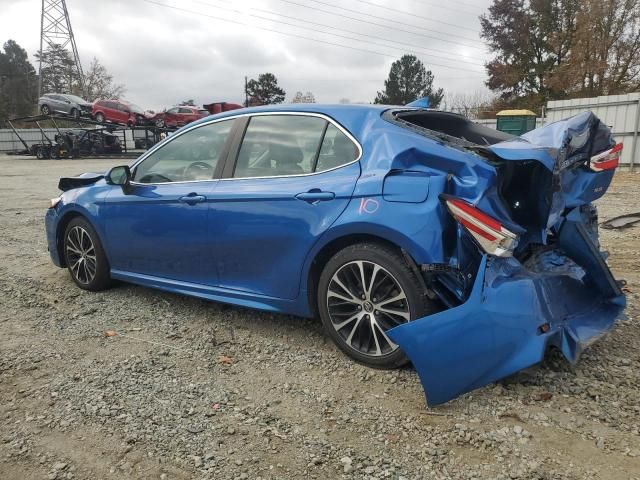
xmin=95 ymin=112 xmax=105 ymax=123
xmin=318 ymin=242 xmax=437 ymax=369
xmin=41 ymin=104 xmax=50 ymax=115
xmin=63 ymin=217 xmax=111 ymax=291
xmin=70 ymin=108 xmax=79 ymax=119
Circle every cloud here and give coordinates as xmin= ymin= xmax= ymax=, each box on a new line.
xmin=0 ymin=0 xmax=493 ymax=109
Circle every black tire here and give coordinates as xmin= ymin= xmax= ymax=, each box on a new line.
xmin=36 ymin=147 xmax=46 ymax=159
xmin=155 ymin=118 xmax=165 ymax=128
xmin=318 ymin=242 xmax=437 ymax=369
xmin=70 ymin=108 xmax=79 ymax=119
xmin=95 ymin=112 xmax=105 ymax=123
xmin=41 ymin=104 xmax=50 ymax=115
xmin=63 ymin=217 xmax=111 ymax=291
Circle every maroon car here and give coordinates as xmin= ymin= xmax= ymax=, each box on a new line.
xmin=92 ymin=99 xmax=137 ymax=126
xmin=152 ymin=106 xmax=209 ymax=128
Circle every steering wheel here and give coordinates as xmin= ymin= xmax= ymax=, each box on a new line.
xmin=184 ymin=161 xmax=214 ymax=180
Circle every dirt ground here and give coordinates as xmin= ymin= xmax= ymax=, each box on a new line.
xmin=1 ymin=154 xmax=639 ymax=480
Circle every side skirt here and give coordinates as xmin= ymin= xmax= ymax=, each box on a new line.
xmin=110 ymin=269 xmax=312 ymax=317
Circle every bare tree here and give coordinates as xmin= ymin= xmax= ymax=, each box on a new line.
xmin=291 ymin=91 xmax=316 ymax=103
xmin=83 ymin=57 xmax=125 ymax=101
xmin=444 ymin=91 xmax=497 ymax=119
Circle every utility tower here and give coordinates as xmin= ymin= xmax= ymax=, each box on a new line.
xmin=38 ymin=0 xmax=85 ymax=97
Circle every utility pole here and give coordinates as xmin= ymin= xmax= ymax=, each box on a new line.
xmin=38 ymin=0 xmax=85 ymax=97
xmin=244 ymin=76 xmax=248 ymax=107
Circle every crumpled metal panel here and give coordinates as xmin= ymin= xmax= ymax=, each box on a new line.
xmin=387 ymin=113 xmax=625 ymax=406
xmin=387 ymin=248 xmax=625 ymax=406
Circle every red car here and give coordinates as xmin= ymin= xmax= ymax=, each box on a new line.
xmin=152 ymin=106 xmax=209 ymax=128
xmin=92 ymin=99 xmax=137 ymax=126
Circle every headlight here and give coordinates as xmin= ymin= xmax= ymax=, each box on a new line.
xmin=49 ymin=197 xmax=61 ymax=209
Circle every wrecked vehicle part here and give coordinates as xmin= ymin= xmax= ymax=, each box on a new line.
xmin=601 ymin=212 xmax=640 ymax=230
xmin=382 ymin=110 xmax=624 ymax=406
xmin=58 ymin=172 xmax=104 ymax=192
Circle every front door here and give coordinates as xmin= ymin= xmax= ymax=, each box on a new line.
xmin=103 ymin=118 xmax=236 ymax=285
xmin=211 ymin=114 xmax=361 ymax=299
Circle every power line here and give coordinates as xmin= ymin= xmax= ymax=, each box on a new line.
xmin=301 ymin=0 xmax=482 ymax=43
xmin=409 ymin=0 xmax=488 ymax=15
xmin=140 ymin=0 xmax=486 ymax=76
xmin=194 ymin=0 xmax=487 ymax=68
xmin=347 ymin=0 xmax=485 ymax=35
xmin=274 ymin=0 xmax=488 ymax=51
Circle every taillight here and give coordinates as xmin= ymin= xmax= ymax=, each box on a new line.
xmin=445 ymin=198 xmax=518 ymax=257
xmin=590 ymin=143 xmax=622 ymax=171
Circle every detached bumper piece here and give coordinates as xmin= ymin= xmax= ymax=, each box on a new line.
xmin=387 ymin=208 xmax=625 ymax=406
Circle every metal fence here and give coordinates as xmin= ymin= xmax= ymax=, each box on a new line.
xmin=0 ymin=128 xmax=60 ymax=152
xmin=0 ymin=127 xmax=146 ymax=152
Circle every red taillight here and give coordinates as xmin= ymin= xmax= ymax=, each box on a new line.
xmin=445 ymin=198 xmax=518 ymax=257
xmin=590 ymin=143 xmax=622 ymax=171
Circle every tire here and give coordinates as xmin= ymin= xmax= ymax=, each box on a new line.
xmin=70 ymin=108 xmax=79 ymax=119
xmin=36 ymin=147 xmax=46 ymax=159
xmin=318 ymin=242 xmax=437 ymax=369
xmin=95 ymin=112 xmax=105 ymax=123
xmin=63 ymin=217 xmax=111 ymax=291
xmin=41 ymin=104 xmax=50 ymax=115
xmin=155 ymin=118 xmax=165 ymax=128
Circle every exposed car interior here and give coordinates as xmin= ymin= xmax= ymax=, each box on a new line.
xmin=390 ymin=110 xmax=515 ymax=146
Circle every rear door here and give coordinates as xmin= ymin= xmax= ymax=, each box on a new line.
xmin=209 ymin=113 xmax=362 ymax=299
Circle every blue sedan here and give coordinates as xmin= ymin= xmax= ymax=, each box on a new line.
xmin=45 ymin=104 xmax=626 ymax=405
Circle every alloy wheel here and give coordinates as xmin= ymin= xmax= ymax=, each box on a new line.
xmin=326 ymin=260 xmax=410 ymax=357
xmin=66 ymin=226 xmax=97 ymax=285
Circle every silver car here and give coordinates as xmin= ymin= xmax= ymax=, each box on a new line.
xmin=38 ymin=93 xmax=93 ymax=118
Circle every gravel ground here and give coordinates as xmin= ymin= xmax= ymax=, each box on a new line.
xmin=1 ymin=154 xmax=639 ymax=480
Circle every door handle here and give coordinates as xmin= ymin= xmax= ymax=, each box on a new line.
xmin=179 ymin=193 xmax=207 ymax=205
xmin=295 ymin=190 xmax=335 ymax=203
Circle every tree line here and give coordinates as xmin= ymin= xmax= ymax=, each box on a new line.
xmin=0 ymin=39 xmax=124 ymax=124
xmin=481 ymin=0 xmax=640 ymax=115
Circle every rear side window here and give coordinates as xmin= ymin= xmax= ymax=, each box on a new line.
xmin=316 ymin=124 xmax=359 ymax=172
xmin=233 ymin=115 xmax=358 ymax=178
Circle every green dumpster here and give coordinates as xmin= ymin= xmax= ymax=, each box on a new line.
xmin=496 ymin=110 xmax=537 ymax=136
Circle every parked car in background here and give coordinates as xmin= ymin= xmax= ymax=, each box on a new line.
xmin=122 ymin=101 xmax=155 ymax=126
xmin=45 ymin=105 xmax=626 ymax=407
xmin=71 ymin=129 xmax=123 ymax=155
xmin=152 ymin=106 xmax=208 ymax=128
xmin=203 ymin=101 xmax=243 ymax=114
xmin=92 ymin=99 xmax=136 ymax=126
xmin=38 ymin=93 xmax=92 ymax=118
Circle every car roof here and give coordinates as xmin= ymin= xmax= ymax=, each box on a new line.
xmin=187 ymin=103 xmax=395 ymax=140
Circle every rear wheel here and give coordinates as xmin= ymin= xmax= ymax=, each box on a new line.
xmin=63 ymin=217 xmax=111 ymax=291
xmin=41 ymin=104 xmax=50 ymax=115
xmin=155 ymin=118 xmax=165 ymax=128
xmin=318 ymin=242 xmax=436 ymax=369
xmin=70 ymin=108 xmax=79 ymax=119
xmin=95 ymin=112 xmax=105 ymax=123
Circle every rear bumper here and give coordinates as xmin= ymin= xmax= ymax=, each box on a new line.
xmin=388 ymin=209 xmax=626 ymax=406
xmin=45 ymin=208 xmax=63 ymax=267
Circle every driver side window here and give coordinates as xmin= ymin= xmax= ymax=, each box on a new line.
xmin=133 ymin=119 xmax=233 ymax=184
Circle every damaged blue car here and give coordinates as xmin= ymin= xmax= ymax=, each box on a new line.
xmin=45 ymin=104 xmax=626 ymax=406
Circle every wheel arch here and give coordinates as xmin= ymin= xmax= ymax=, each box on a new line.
xmin=55 ymin=208 xmax=107 ymax=268
xmin=305 ymin=231 xmax=422 ymax=319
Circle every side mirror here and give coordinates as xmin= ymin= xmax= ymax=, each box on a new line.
xmin=106 ymin=165 xmax=131 ymax=186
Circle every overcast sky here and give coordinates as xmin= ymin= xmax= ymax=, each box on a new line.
xmin=0 ymin=0 xmax=493 ymax=110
